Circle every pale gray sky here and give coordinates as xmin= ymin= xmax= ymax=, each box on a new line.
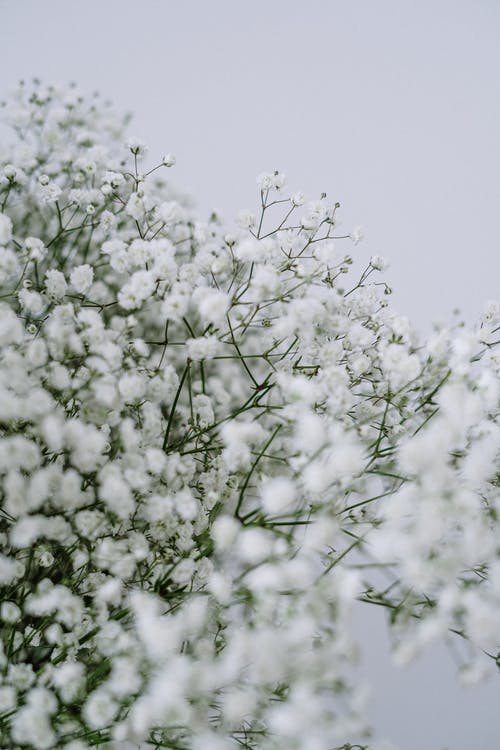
xmin=1 ymin=2 xmax=500 ymax=747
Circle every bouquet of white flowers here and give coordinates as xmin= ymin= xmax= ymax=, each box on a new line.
xmin=0 ymin=80 xmax=499 ymax=750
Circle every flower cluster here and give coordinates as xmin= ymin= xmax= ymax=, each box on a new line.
xmin=0 ymin=81 xmax=499 ymax=750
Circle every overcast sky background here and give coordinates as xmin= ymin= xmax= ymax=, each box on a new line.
xmin=1 ymin=1 xmax=500 ymax=748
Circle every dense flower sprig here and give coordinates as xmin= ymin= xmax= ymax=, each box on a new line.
xmin=0 ymin=81 xmax=499 ymax=750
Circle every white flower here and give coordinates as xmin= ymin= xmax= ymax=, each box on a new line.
xmin=11 ymin=702 xmax=56 ymax=749
xmin=233 ymin=238 xmax=266 ymax=263
xmin=125 ymin=136 xmax=148 ymax=157
xmin=154 ymin=255 xmax=178 ymax=286
xmin=161 ymin=285 xmax=189 ymax=321
xmin=483 ymin=299 xmax=499 ymax=321
xmin=0 ymin=554 xmax=24 ymax=585
xmin=99 ymin=467 xmax=135 ymax=520
xmin=158 ymin=200 xmax=183 ymax=224
xmin=0 ymin=601 xmax=21 ymax=623
xmin=0 ymin=685 xmax=16 ymax=713
xmin=370 ymin=254 xmax=388 ymax=271
xmin=45 ymin=269 xmax=67 ymax=300
xmin=0 ymin=213 xmax=13 ymax=244
xmin=1 ymin=81 xmax=500 ymax=750
xmin=0 ymin=305 xmax=23 ymax=346
xmin=237 ymin=527 xmax=274 ymax=564
xmin=192 ymin=394 xmax=215 ymax=428
xmin=381 ymin=343 xmax=421 ymax=388
xmin=118 ymin=270 xmax=155 ymax=309
xmin=52 ymin=661 xmax=85 ymax=703
xmin=291 ymin=191 xmax=305 ymax=206
xmin=101 ymin=238 xmax=126 ymax=257
xmin=18 ymin=289 xmax=45 ymax=315
xmin=193 ymin=287 xmax=230 ymax=324
xmin=3 ymin=163 xmax=18 ymax=181
xmin=24 ymin=236 xmax=47 ymax=261
xmin=257 ymin=171 xmax=286 ymax=191
xmin=236 ymin=209 xmax=256 ymax=229
xmin=0 ymin=247 xmax=20 ymax=283
xmin=70 ymin=264 xmax=94 ymax=294
xmin=84 ymin=688 xmax=119 ymax=729
xmin=39 ymin=181 xmax=62 ymax=204
xmin=7 ymin=662 xmax=36 ymax=690
xmin=118 ymin=372 xmax=147 ymax=402
xmin=125 ymin=192 xmax=145 ymax=220
xmin=261 ymin=476 xmax=296 ymax=515
xmin=350 ymin=226 xmax=364 ymax=244
xmin=211 ymin=515 xmax=239 ymax=552
xmin=185 ymin=335 xmax=220 ymax=361
xmin=300 ymin=200 xmax=328 ymax=230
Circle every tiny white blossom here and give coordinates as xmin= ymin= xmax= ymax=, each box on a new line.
xmin=291 ymin=191 xmax=305 ymax=206
xmin=0 ymin=213 xmax=13 ymax=244
xmin=125 ymin=192 xmax=145 ymax=220
xmin=158 ymin=200 xmax=183 ymax=224
xmin=257 ymin=171 xmax=286 ymax=191
xmin=185 ymin=335 xmax=220 ymax=361
xmin=370 ymin=254 xmax=388 ymax=271
xmin=0 ymin=601 xmax=21 ymax=623
xmin=70 ymin=264 xmax=94 ymax=294
xmin=118 ymin=270 xmax=155 ymax=309
xmin=18 ymin=289 xmax=44 ymax=315
xmin=350 ymin=226 xmax=364 ymax=244
xmin=236 ymin=209 xmax=256 ymax=229
xmin=25 ymin=236 xmax=47 ymax=261
xmin=194 ymin=287 xmax=230 ymax=324
xmin=125 ymin=136 xmax=148 ymax=158
xmin=483 ymin=299 xmax=499 ymax=321
xmin=84 ymin=688 xmax=119 ymax=729
xmin=45 ymin=269 xmax=67 ymax=300
xmin=261 ymin=476 xmax=296 ymax=515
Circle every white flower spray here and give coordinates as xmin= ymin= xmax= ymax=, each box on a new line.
xmin=0 ymin=81 xmax=499 ymax=750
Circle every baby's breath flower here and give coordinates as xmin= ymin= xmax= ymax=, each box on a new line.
xmin=236 ymin=208 xmax=256 ymax=229
xmin=125 ymin=135 xmax=148 ymax=157
xmin=25 ymin=236 xmax=47 ymax=261
xmin=45 ymin=269 xmax=67 ymax=300
xmin=158 ymin=200 xmax=183 ymax=224
xmin=291 ymin=190 xmax=305 ymax=206
xmin=257 ymin=170 xmax=286 ymax=191
xmin=483 ymin=299 xmax=499 ymax=321
xmin=18 ymin=288 xmax=44 ymax=315
xmin=0 ymin=601 xmax=21 ymax=623
xmin=350 ymin=225 xmax=364 ymax=244
xmin=3 ymin=164 xmax=17 ymax=181
xmin=185 ymin=335 xmax=220 ymax=361
xmin=0 ymin=80 xmax=497 ymax=750
xmin=70 ymin=264 xmax=94 ymax=294
xmin=370 ymin=254 xmax=389 ymax=270
xmin=0 ymin=213 xmax=13 ymax=244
